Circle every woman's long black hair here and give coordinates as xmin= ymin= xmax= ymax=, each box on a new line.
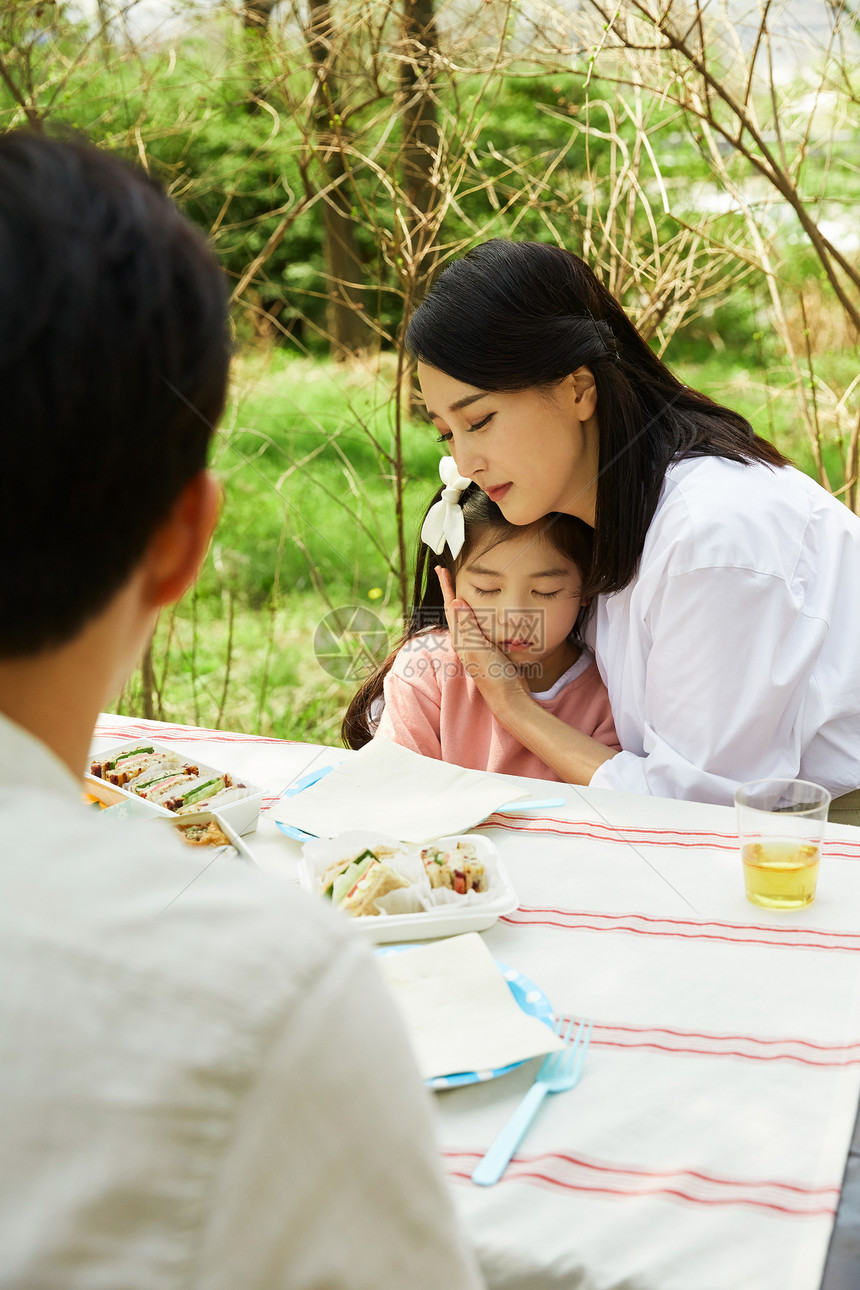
xmin=405 ymin=240 xmax=789 ymax=602
xmin=341 ymin=484 xmax=593 ymax=749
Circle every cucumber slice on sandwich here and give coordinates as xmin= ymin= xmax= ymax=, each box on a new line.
xmin=105 ymin=746 xmax=154 ymax=770
xmin=331 ymin=854 xmax=375 ymax=905
xmin=180 ymin=776 xmax=227 ymax=808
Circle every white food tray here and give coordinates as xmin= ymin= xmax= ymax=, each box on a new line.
xmin=299 ymin=831 xmax=518 ymax=944
xmin=85 ymin=739 xmax=263 ymax=835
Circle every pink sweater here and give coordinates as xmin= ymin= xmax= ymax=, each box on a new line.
xmin=374 ymin=632 xmax=620 ymax=783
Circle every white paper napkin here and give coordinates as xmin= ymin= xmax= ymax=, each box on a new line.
xmin=273 ymin=739 xmax=530 ymax=843
xmin=377 ymin=933 xmax=563 ymax=1080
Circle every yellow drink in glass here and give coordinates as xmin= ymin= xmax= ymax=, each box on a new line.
xmin=741 ymin=840 xmax=820 ymax=909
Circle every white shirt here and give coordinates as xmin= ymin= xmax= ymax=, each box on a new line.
xmin=0 ymin=713 xmax=484 ymax=1290
xmin=587 ymin=456 xmax=860 ymax=805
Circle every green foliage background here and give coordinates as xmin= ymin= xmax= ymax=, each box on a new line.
xmin=2 ymin=1 xmax=858 ymax=743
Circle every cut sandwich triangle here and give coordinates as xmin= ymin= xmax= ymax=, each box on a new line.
xmin=332 ymin=855 xmax=375 ymax=905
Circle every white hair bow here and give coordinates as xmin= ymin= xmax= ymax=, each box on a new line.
xmin=420 ymin=456 xmax=471 ymax=558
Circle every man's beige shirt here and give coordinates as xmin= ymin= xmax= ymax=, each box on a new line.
xmin=0 ymin=712 xmax=483 ymax=1289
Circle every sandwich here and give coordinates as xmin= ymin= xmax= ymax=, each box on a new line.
xmin=319 ymin=847 xmax=399 ymax=900
xmin=90 ymin=747 xmax=197 ymax=788
xmin=174 ymin=784 xmax=249 ymax=815
xmin=338 ymin=858 xmax=409 ymax=917
xmin=90 ymin=747 xmax=246 ymax=816
xmin=319 ymin=847 xmax=408 ymax=917
xmin=420 ymin=841 xmax=487 ymax=895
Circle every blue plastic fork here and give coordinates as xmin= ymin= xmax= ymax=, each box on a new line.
xmin=471 ymin=1017 xmax=593 ymax=1186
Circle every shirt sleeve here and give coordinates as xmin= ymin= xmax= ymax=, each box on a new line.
xmin=589 ymin=565 xmax=826 ymax=803
xmin=374 ymin=643 xmax=444 ymax=760
xmin=194 ymin=930 xmax=485 ymax=1290
xmin=553 ymin=661 xmax=622 ymax=753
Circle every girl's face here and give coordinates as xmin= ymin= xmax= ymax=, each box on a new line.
xmin=418 ymin=362 xmax=600 ymax=528
xmin=454 ymin=527 xmax=582 ymax=675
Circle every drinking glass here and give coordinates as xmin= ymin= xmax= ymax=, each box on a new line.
xmin=735 ymin=778 xmax=830 ymax=910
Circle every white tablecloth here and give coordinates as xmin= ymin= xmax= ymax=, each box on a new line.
xmin=91 ymin=714 xmax=860 ymax=1290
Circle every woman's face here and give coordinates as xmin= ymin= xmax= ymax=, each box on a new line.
xmin=418 ymin=362 xmax=600 ymax=527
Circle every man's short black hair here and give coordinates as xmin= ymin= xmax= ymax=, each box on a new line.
xmin=0 ymin=131 xmax=230 ymax=656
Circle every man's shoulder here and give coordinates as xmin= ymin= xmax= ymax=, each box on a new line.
xmin=0 ymin=792 xmax=358 ymax=1023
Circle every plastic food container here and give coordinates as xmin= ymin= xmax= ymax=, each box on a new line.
xmin=85 ymin=739 xmax=263 ymax=835
xmin=299 ymin=831 xmax=518 ymax=944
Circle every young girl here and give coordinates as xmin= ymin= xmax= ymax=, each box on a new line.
xmin=342 ymin=458 xmax=620 ymax=781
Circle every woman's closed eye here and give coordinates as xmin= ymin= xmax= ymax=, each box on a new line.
xmin=470 ymin=585 xmax=500 ymax=597
xmin=435 ymin=411 xmax=493 ymax=444
xmin=533 ymin=589 xmax=563 ymax=600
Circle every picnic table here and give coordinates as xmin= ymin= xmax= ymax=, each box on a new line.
xmin=90 ymin=713 xmax=860 ymax=1290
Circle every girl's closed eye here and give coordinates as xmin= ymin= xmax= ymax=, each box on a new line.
xmin=435 ymin=430 xmax=452 ymax=444
xmin=534 ymin=589 xmax=562 ymax=600
xmin=470 ymin=585 xmax=500 ymax=597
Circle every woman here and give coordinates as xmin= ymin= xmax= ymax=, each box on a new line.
xmin=405 ymin=239 xmax=860 ymax=813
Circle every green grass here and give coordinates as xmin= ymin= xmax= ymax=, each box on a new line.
xmin=206 ymin=350 xmax=443 ymax=606
xmin=672 ymin=346 xmax=860 ymax=484
xmin=117 ymin=351 xmax=424 ymax=743
xmin=119 ymin=592 xmax=401 ymax=745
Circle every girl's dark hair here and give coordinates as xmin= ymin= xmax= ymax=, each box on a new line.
xmin=405 ymin=239 xmax=789 ymax=602
xmin=342 ymin=485 xmax=593 ymax=749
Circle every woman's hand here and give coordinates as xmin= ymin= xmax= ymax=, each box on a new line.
xmin=434 ymin=566 xmax=530 ymax=713
xmin=435 ymin=564 xmax=617 ymax=786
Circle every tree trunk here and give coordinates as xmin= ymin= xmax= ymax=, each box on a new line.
xmin=95 ymin=0 xmax=112 ymax=62
xmin=140 ymin=633 xmax=157 ymax=721
xmin=241 ymin=0 xmax=278 ymax=111
xmin=306 ymin=0 xmax=373 ymax=356
xmin=399 ymin=0 xmax=441 ymax=300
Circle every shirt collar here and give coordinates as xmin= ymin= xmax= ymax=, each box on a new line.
xmin=0 ymin=710 xmax=82 ymax=802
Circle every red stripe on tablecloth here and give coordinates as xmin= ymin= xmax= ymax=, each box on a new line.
xmin=487 ymin=812 xmax=739 ymax=840
xmin=481 ymin=814 xmax=738 ymax=850
xmin=540 ymin=908 xmax=860 ymax=940
xmin=501 ymin=906 xmax=860 ymax=952
xmin=591 ymin=1039 xmax=860 ymax=1067
xmin=480 ymin=814 xmax=860 ymax=861
xmin=93 ymin=719 xmax=297 ymax=747
xmin=574 ymin=1020 xmax=860 ymax=1066
xmin=447 ymin=1167 xmax=837 ymax=1215
xmin=444 ymin=1150 xmax=839 ymax=1215
xmin=580 ymin=1033 xmax=860 ymax=1069
xmin=446 ymin=1147 xmax=842 ymax=1194
xmin=599 ymin=1019 xmax=859 ymax=1047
